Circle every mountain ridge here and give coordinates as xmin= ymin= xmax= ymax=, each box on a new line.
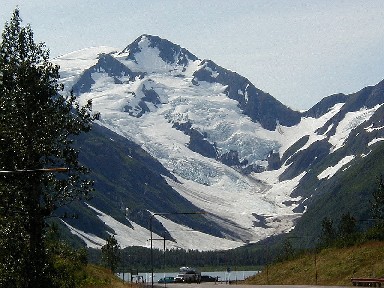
xmin=53 ymin=34 xmax=384 ymax=251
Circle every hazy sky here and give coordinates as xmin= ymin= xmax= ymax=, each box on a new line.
xmin=1 ymin=0 xmax=384 ymax=110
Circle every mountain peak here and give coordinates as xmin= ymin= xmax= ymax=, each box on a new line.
xmin=120 ymin=34 xmax=198 ymax=66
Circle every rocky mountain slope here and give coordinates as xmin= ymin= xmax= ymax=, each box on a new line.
xmin=53 ymin=35 xmax=384 ymax=250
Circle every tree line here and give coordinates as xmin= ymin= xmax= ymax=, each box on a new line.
xmin=91 ymin=243 xmax=265 ymax=273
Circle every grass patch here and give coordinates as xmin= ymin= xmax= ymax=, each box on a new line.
xmin=81 ymin=264 xmax=140 ymax=288
xmin=245 ymin=241 xmax=384 ymax=286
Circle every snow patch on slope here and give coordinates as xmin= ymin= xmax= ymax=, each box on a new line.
xmin=317 ymin=155 xmax=355 ymax=180
xmin=329 ymin=105 xmax=379 ymax=152
xmin=274 ymin=103 xmax=344 ymax=158
xmin=368 ymin=138 xmax=384 ymax=146
xmin=63 ymin=220 xmax=105 ymax=248
xmin=65 ymin=204 xmax=242 ymax=251
xmin=155 ymin=214 xmax=242 ymax=251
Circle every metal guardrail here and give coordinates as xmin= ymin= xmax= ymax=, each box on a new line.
xmin=351 ymin=277 xmax=384 ymax=287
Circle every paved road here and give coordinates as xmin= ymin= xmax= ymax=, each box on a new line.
xmin=153 ymin=283 xmax=348 ymax=288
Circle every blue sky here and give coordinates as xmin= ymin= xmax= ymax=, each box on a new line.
xmin=1 ymin=0 xmax=384 ymax=110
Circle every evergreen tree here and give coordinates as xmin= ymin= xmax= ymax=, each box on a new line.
xmin=337 ymin=212 xmax=357 ymax=246
xmin=0 ymin=9 xmax=97 ymax=287
xmin=365 ymin=175 xmax=384 ymax=240
xmin=281 ymin=238 xmax=294 ymax=261
xmin=371 ymin=175 xmax=384 ymax=223
xmin=101 ymin=235 xmax=121 ymax=273
xmin=320 ymin=217 xmax=336 ymax=247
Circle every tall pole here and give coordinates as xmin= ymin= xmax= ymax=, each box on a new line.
xmin=149 ymin=211 xmax=206 ymax=288
xmin=163 ymin=232 xmax=166 ymax=288
xmin=150 ymin=215 xmax=154 ymax=288
xmin=266 ymin=243 xmax=269 ymax=284
xmin=315 ymin=247 xmax=318 ymax=285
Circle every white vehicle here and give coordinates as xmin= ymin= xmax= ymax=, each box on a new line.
xmin=175 ymin=267 xmax=201 ymax=283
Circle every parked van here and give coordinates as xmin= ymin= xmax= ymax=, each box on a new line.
xmin=175 ymin=267 xmax=201 ymax=283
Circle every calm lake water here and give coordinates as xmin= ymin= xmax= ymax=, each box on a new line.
xmin=117 ymin=271 xmax=259 ymax=283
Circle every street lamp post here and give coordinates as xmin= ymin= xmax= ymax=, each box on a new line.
xmin=0 ymin=167 xmax=69 ymax=174
xmin=285 ymin=235 xmax=319 ymax=285
xmin=148 ymin=236 xmax=170 ymax=288
xmin=251 ymin=242 xmax=270 ymax=284
xmin=149 ymin=211 xmax=206 ymax=288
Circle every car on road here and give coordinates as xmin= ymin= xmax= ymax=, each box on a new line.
xmin=175 ymin=267 xmax=201 ymax=283
xmin=174 ymin=274 xmax=184 ymax=283
xmin=201 ymin=275 xmax=217 ymax=282
xmin=158 ymin=276 xmax=175 ymax=283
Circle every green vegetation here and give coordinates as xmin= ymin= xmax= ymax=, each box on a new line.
xmin=101 ymin=235 xmax=121 ymax=273
xmin=292 ymin=141 xmax=384 ymax=245
xmin=82 ymin=265 xmax=134 ymax=288
xmin=245 ymin=241 xmax=384 ymax=286
xmin=33 ymin=222 xmax=136 ymax=287
xmin=246 ymin=177 xmax=384 ymax=285
xmin=88 ymin=245 xmax=263 ymax=273
xmin=0 ymin=9 xmax=97 ymax=287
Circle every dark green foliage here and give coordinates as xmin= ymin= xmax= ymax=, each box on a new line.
xmin=292 ymin=141 xmax=384 ymax=245
xmin=281 ymin=239 xmax=294 ymax=261
xmin=0 ymin=9 xmax=96 ymax=287
xmin=337 ymin=212 xmax=357 ymax=246
xmin=0 ymin=211 xmax=29 ymax=287
xmin=87 ymin=244 xmax=266 ymax=273
xmin=101 ymin=235 xmax=121 ymax=273
xmin=371 ymin=175 xmax=384 ymax=222
xmin=319 ymin=213 xmax=358 ymax=248
xmin=299 ymin=175 xmax=384 ymax=252
xmin=362 ymin=223 xmax=384 ymax=241
xmin=45 ymin=224 xmax=88 ymax=288
xmin=362 ymin=176 xmax=384 ymax=241
xmin=320 ymin=217 xmax=336 ymax=247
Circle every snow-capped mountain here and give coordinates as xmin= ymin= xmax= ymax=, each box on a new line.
xmin=53 ymin=35 xmax=384 ymax=251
